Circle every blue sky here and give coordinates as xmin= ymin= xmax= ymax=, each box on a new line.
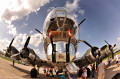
xmin=0 ymin=0 xmax=120 ymax=58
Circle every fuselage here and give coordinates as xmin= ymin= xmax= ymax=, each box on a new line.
xmin=42 ymin=7 xmax=79 ymax=68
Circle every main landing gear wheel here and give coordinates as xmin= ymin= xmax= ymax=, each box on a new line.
xmin=30 ymin=68 xmax=38 ymax=78
xmin=56 ymin=68 xmax=63 ymax=75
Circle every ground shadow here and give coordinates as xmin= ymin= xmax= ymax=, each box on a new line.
xmin=10 ymin=64 xmax=30 ymax=74
xmin=10 ymin=64 xmax=61 ymax=79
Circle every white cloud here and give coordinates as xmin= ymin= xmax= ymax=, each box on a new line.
xmin=34 ymin=49 xmax=47 ymax=60
xmin=30 ymin=33 xmax=43 ymax=47
xmin=22 ymin=23 xmax=28 ymax=27
xmin=65 ymin=0 xmax=85 ymax=16
xmin=30 ymin=31 xmax=33 ymax=34
xmin=7 ymin=24 xmax=17 ymax=36
xmin=13 ymin=37 xmax=21 ymax=48
xmin=12 ymin=33 xmax=43 ymax=47
xmin=0 ymin=38 xmax=10 ymax=51
xmin=78 ymin=9 xmax=85 ymax=15
xmin=12 ymin=33 xmax=27 ymax=47
xmin=34 ymin=49 xmax=41 ymax=54
xmin=117 ymin=37 xmax=120 ymax=41
xmin=0 ymin=0 xmax=49 ymax=56
xmin=0 ymin=0 xmax=50 ymax=41
xmin=116 ymin=37 xmax=120 ymax=50
xmin=47 ymin=7 xmax=55 ymax=12
xmin=12 ymin=33 xmax=43 ymax=49
xmin=0 ymin=0 xmax=50 ymax=22
xmin=65 ymin=0 xmax=80 ymax=12
xmin=8 ymin=32 xmax=42 ymax=49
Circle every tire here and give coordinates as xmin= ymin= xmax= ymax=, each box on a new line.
xmin=30 ymin=68 xmax=37 ymax=78
xmin=56 ymin=71 xmax=59 ymax=75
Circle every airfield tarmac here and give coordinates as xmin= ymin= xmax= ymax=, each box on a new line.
xmin=0 ymin=55 xmax=120 ymax=79
xmin=0 ymin=57 xmax=61 ymax=79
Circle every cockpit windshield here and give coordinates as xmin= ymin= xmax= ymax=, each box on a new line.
xmin=43 ymin=7 xmax=79 ymax=40
xmin=47 ymin=42 xmax=75 ymax=55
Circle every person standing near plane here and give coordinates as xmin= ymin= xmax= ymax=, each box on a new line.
xmin=97 ymin=59 xmax=106 ymax=79
xmin=115 ymin=53 xmax=119 ymax=67
xmin=91 ymin=64 xmax=95 ymax=79
xmin=95 ymin=55 xmax=99 ymax=70
xmin=77 ymin=67 xmax=83 ymax=79
xmin=86 ymin=67 xmax=91 ymax=77
xmin=83 ymin=67 xmax=87 ymax=79
xmin=108 ymin=57 xmax=112 ymax=66
xmin=43 ymin=67 xmax=46 ymax=74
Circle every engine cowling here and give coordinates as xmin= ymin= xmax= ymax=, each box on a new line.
xmin=20 ymin=48 xmax=36 ymax=63
xmin=100 ymin=45 xmax=112 ymax=59
xmin=75 ymin=47 xmax=100 ymax=67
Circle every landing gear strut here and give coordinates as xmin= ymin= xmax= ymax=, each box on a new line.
xmin=37 ymin=67 xmax=40 ymax=74
xmin=30 ymin=68 xmax=38 ymax=78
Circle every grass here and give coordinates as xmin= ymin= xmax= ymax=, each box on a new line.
xmin=103 ymin=51 xmax=120 ymax=61
xmin=0 ymin=54 xmax=21 ymax=64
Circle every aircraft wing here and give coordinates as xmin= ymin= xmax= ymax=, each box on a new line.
xmin=35 ymin=58 xmax=54 ymax=68
xmin=11 ymin=52 xmax=54 ymax=68
xmin=72 ymin=56 xmax=90 ymax=67
xmin=73 ymin=44 xmax=117 ymax=68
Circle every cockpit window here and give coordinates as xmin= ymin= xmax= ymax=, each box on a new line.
xmin=43 ymin=7 xmax=79 ymax=39
xmin=47 ymin=42 xmax=75 ymax=55
xmin=48 ymin=17 xmax=75 ymax=31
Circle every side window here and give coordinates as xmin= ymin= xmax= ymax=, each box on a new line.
xmin=69 ymin=43 xmax=75 ymax=55
xmin=47 ymin=44 xmax=52 ymax=55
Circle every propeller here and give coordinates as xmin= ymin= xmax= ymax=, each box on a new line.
xmin=9 ymin=38 xmax=14 ymax=48
xmin=104 ymin=40 xmax=115 ymax=59
xmin=35 ymin=29 xmax=44 ymax=43
xmin=20 ymin=36 xmax=31 ymax=58
xmin=11 ymin=37 xmax=31 ymax=59
xmin=35 ymin=29 xmax=42 ymax=34
xmin=79 ymin=40 xmax=93 ymax=48
xmin=79 ymin=40 xmax=101 ymax=58
xmin=24 ymin=36 xmax=31 ymax=48
xmin=77 ymin=18 xmax=87 ymax=40
xmin=6 ymin=38 xmax=14 ymax=56
xmin=78 ymin=18 xmax=87 ymax=26
xmin=104 ymin=40 xmax=110 ymax=45
xmin=20 ymin=36 xmax=36 ymax=66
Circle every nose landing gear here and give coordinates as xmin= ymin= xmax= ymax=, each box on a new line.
xmin=30 ymin=65 xmax=38 ymax=78
xmin=30 ymin=68 xmax=38 ymax=78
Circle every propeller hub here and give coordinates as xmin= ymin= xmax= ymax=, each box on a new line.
xmin=20 ymin=48 xmax=29 ymax=58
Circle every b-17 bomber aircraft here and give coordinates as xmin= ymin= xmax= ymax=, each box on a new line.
xmin=5 ymin=7 xmax=116 ymax=78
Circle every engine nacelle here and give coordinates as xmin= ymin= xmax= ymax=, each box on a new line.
xmin=100 ymin=45 xmax=112 ymax=59
xmin=6 ymin=46 xmax=21 ymax=60
xmin=75 ymin=47 xmax=100 ymax=67
xmin=20 ymin=48 xmax=36 ymax=63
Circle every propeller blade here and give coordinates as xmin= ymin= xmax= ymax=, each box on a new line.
xmin=112 ymin=52 xmax=114 ymax=59
xmin=104 ymin=40 xmax=113 ymax=58
xmin=24 ymin=36 xmax=31 ymax=48
xmin=80 ymin=40 xmax=93 ymax=48
xmin=78 ymin=18 xmax=87 ymax=26
xmin=108 ymin=45 xmax=114 ymax=59
xmin=111 ymin=45 xmax=116 ymax=59
xmin=113 ymin=44 xmax=116 ymax=48
xmin=9 ymin=38 xmax=14 ymax=47
xmin=104 ymin=40 xmax=110 ymax=45
xmin=35 ymin=29 xmax=42 ymax=34
xmin=11 ymin=53 xmax=20 ymax=58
